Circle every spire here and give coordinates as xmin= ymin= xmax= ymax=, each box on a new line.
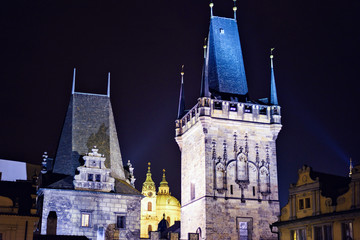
xmin=72 ymin=68 xmax=76 ymax=94
xmin=160 ymin=169 xmax=168 ymax=185
xmin=233 ymin=0 xmax=237 ymax=19
xmin=145 ymin=162 xmax=154 ymax=183
xmin=158 ymin=169 xmax=170 ymax=195
xmin=270 ymin=48 xmax=279 ymax=105
xmin=177 ymin=65 xmax=185 ymax=119
xmin=349 ymin=158 xmax=353 ymax=177
xmin=209 ymin=1 xmax=214 ymax=18
xmin=107 ymin=72 xmax=110 ymax=97
xmin=200 ymin=39 xmax=210 ymax=98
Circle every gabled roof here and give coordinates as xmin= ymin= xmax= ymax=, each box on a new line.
xmin=205 ymin=16 xmax=248 ymax=98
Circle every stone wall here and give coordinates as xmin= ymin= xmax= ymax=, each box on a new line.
xmin=39 ymin=188 xmax=141 ymax=240
xmin=177 ymin=108 xmax=281 ymax=239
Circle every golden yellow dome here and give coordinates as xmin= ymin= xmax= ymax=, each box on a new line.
xmin=156 ymin=194 xmax=180 ymax=208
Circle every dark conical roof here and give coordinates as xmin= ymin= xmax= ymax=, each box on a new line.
xmin=205 ymin=16 xmax=248 ymax=98
xmin=53 ymin=92 xmax=125 ymax=180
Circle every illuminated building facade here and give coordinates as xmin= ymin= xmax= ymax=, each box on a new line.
xmin=140 ymin=163 xmax=180 ymax=239
xmin=37 ymin=72 xmax=142 ymax=240
xmin=272 ymin=164 xmax=360 ymax=240
xmin=175 ymin=3 xmax=281 ymax=240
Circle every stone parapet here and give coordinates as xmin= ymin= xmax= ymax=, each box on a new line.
xmin=175 ymin=98 xmax=281 ymax=137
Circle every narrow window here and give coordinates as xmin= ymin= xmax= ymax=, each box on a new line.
xmin=167 ymin=216 xmax=171 ymax=224
xmin=299 ymin=199 xmax=304 ymax=210
xmin=148 ymin=225 xmax=152 ymax=233
xmin=147 ymin=202 xmax=152 ymax=211
xmin=230 ymin=185 xmax=233 ymax=195
xmin=117 ymin=216 xmax=126 ymax=229
xmin=88 ymin=174 xmax=93 ymax=181
xmin=252 ymin=186 xmax=256 ymax=196
xmin=81 ymin=213 xmax=90 ymax=227
xmin=47 ymin=211 xmax=57 ymax=235
xmin=95 ymin=174 xmax=101 ymax=182
xmin=237 ymin=218 xmax=252 ymax=240
xmin=190 ymin=183 xmax=195 ymax=200
xmin=341 ymin=222 xmax=353 ymax=240
xmin=305 ymin=198 xmax=311 ymax=208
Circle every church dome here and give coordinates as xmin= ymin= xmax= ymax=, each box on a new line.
xmin=156 ymin=194 xmax=180 ymax=208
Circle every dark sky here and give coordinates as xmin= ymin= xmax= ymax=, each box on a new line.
xmin=1 ymin=0 xmax=359 ymax=207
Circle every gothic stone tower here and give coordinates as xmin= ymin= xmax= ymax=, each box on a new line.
xmin=175 ymin=5 xmax=282 ymax=240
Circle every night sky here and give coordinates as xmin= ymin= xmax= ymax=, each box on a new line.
xmin=1 ymin=0 xmax=359 ymax=207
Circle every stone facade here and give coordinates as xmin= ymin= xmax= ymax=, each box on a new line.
xmin=176 ymin=98 xmax=282 ymax=239
xmin=38 ymin=188 xmax=141 ymax=240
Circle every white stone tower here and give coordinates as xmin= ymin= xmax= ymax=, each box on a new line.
xmin=175 ymin=3 xmax=282 ymax=240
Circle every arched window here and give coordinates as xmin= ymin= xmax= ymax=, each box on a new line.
xmin=167 ymin=216 xmax=171 ymax=225
xmin=147 ymin=201 xmax=152 ymax=211
xmin=148 ymin=225 xmax=152 ymax=233
xmin=47 ymin=211 xmax=57 ymax=235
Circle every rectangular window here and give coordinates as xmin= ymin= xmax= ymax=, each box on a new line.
xmin=305 ymin=198 xmax=311 ymax=208
xmin=291 ymin=229 xmax=306 ymax=240
xmin=341 ymin=222 xmax=353 ymax=240
xmin=214 ymin=101 xmax=222 ymax=110
xmin=229 ymin=103 xmax=237 ymax=112
xmin=314 ymin=225 xmax=332 ymax=240
xmin=117 ymin=216 xmax=126 ymax=229
xmin=81 ymin=213 xmax=90 ymax=227
xmin=252 ymin=186 xmax=256 ymax=196
xmin=230 ymin=185 xmax=233 ymax=195
xmin=244 ymin=105 xmax=252 ymax=113
xmin=95 ymin=174 xmax=101 ymax=182
xmin=259 ymin=107 xmax=267 ymax=115
xmin=190 ymin=183 xmax=195 ymax=200
xmin=237 ymin=217 xmax=252 ymax=240
xmin=88 ymin=174 xmax=93 ymax=181
xmin=299 ymin=199 xmax=304 ymax=210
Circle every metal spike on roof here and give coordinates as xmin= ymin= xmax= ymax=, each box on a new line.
xmin=270 ymin=48 xmax=279 ymax=105
xmin=107 ymin=72 xmax=110 ymax=97
xmin=71 ymin=68 xmax=76 ymax=94
xmin=200 ymin=38 xmax=210 ymax=98
xmin=209 ymin=1 xmax=214 ymax=18
xmin=177 ymin=65 xmax=185 ymax=119
xmin=233 ymin=0 xmax=237 ymax=19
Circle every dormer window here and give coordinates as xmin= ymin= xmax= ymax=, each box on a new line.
xmin=259 ymin=107 xmax=267 ymax=115
xmin=95 ymin=174 xmax=101 ymax=182
xmin=88 ymin=174 xmax=93 ymax=181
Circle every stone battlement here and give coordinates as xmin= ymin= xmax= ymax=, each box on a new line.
xmin=175 ymin=97 xmax=281 ymax=137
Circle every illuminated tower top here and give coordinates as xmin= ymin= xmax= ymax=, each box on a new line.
xmin=204 ymin=15 xmax=248 ymax=100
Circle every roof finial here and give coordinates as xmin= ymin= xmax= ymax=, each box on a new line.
xmin=200 ymin=38 xmax=210 ymax=98
xmin=177 ymin=65 xmax=186 ymax=119
xmin=72 ymin=68 xmax=76 ymax=94
xmin=270 ymin=48 xmax=278 ymax=105
xmin=233 ymin=0 xmax=237 ymax=19
xmin=349 ymin=158 xmax=353 ymax=177
xmin=148 ymin=162 xmax=151 ymax=173
xmin=209 ymin=1 xmax=214 ymax=18
xmin=107 ymin=72 xmax=110 ymax=97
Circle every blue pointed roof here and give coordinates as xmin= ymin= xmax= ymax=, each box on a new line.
xmin=205 ymin=16 xmax=248 ymax=97
xmin=270 ymin=54 xmax=278 ymax=105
